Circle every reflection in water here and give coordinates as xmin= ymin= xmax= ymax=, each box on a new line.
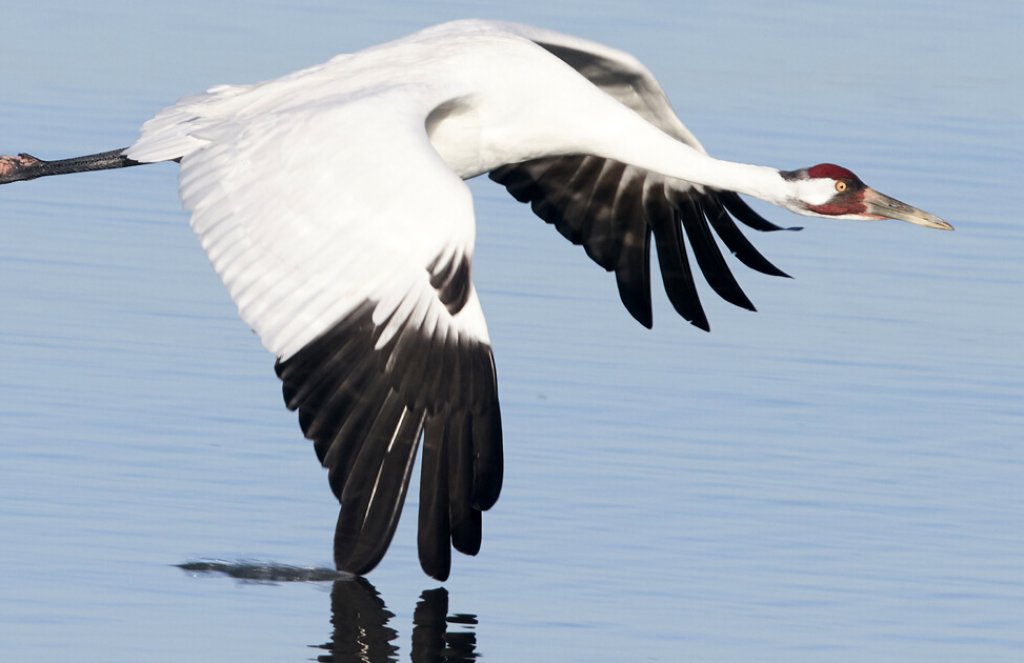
xmin=410 ymin=588 xmax=479 ymax=663
xmin=316 ymin=577 xmax=398 ymax=662
xmin=318 ymin=579 xmax=479 ymax=662
xmin=177 ymin=562 xmax=479 ymax=661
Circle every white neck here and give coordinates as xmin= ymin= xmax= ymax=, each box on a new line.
xmin=462 ymin=58 xmax=791 ymax=206
xmin=564 ymin=96 xmax=788 ymax=204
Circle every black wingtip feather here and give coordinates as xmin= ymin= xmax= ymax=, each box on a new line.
xmin=647 ymin=193 xmax=710 ymax=331
xmin=418 ymin=417 xmax=452 ymax=581
xmin=448 ymin=412 xmax=483 ymax=556
xmin=613 ymin=180 xmax=654 ymax=329
xmin=720 ymin=192 xmax=802 ymax=232
xmin=673 ymin=196 xmax=756 ymax=313
xmin=704 ymin=197 xmax=793 ymax=279
xmin=451 ymin=510 xmax=482 ymax=556
xmin=334 ymin=393 xmax=425 ymax=577
xmin=470 ymin=397 xmax=503 ymax=511
xmin=491 ymin=156 xmax=806 ymax=334
xmin=277 ymin=299 xmax=502 ymax=579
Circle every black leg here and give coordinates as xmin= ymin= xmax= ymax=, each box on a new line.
xmin=0 ymin=148 xmax=141 ymax=185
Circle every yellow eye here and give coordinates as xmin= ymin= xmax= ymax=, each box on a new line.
xmin=835 ymin=181 xmax=848 ymax=193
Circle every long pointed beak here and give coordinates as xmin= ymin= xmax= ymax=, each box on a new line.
xmin=863 ymin=188 xmax=953 ymax=231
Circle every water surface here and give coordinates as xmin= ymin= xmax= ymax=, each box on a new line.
xmin=1 ymin=2 xmax=1022 ymax=661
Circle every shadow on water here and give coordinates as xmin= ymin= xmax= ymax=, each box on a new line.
xmin=178 ymin=560 xmax=348 ymax=583
xmin=178 ymin=561 xmax=480 ymax=662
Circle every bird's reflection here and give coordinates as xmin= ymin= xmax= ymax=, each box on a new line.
xmin=316 ymin=577 xmax=478 ymax=662
xmin=314 ymin=576 xmax=398 ymax=661
xmin=410 ymin=586 xmax=478 ymax=663
xmin=177 ymin=561 xmax=479 ymax=661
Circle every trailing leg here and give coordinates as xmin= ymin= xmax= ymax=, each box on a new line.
xmin=0 ymin=148 xmax=141 ymax=185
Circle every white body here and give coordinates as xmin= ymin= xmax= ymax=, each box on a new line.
xmin=126 ymin=20 xmax=786 ymax=361
xmin=112 ymin=19 xmax=947 ymax=579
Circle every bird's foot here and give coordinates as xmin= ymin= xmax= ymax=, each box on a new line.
xmin=0 ymin=153 xmax=43 ymax=183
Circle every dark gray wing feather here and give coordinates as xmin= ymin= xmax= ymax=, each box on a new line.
xmin=490 ymin=156 xmax=793 ymax=330
xmin=489 ymin=33 xmax=798 ymax=330
xmin=276 ymin=289 xmax=501 ymax=581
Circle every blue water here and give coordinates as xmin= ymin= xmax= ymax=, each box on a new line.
xmin=2 ymin=2 xmax=1022 ymax=661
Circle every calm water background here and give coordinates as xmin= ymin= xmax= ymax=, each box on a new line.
xmin=1 ymin=1 xmax=1022 ymax=661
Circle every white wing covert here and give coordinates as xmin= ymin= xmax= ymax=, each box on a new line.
xmin=130 ymin=86 xmax=502 ymax=580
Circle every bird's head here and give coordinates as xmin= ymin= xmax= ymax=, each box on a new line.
xmin=780 ymin=163 xmax=952 ymax=230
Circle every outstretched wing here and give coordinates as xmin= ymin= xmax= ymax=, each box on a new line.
xmin=489 ymin=22 xmax=799 ymax=330
xmin=128 ymin=86 xmax=501 ymax=581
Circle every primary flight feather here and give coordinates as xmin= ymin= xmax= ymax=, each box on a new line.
xmin=0 ymin=19 xmax=950 ymax=580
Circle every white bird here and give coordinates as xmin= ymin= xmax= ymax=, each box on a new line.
xmin=0 ymin=20 xmax=951 ymax=580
